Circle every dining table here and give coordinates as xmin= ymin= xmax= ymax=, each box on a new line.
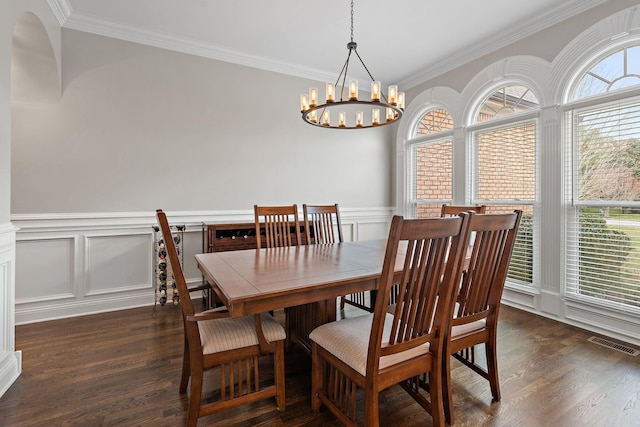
xmin=195 ymin=239 xmax=404 ymax=355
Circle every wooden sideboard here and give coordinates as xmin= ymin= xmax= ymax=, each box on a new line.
xmin=203 ymin=222 xmax=310 ymax=253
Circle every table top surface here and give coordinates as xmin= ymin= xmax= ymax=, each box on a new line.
xmin=195 ymin=239 xmax=400 ymax=316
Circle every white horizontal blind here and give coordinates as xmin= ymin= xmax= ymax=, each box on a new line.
xmin=472 ymin=120 xmax=536 ymax=286
xmin=565 ymin=98 xmax=640 ymax=313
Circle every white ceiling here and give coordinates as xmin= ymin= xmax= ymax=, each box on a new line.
xmin=49 ymin=0 xmax=605 ymax=89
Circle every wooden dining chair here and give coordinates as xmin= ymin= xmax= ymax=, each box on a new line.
xmin=301 ymin=203 xmax=368 ymax=314
xmin=440 ymin=204 xmax=487 ymax=217
xmin=386 ymin=204 xmax=488 ymax=313
xmin=442 ymin=209 xmax=522 ymax=424
xmin=254 ymin=204 xmax=302 ymax=248
xmin=310 ymin=213 xmax=473 ymax=427
xmin=303 ymin=203 xmax=343 ymax=245
xmin=156 ymin=209 xmax=286 ymax=427
xmin=254 ymin=204 xmax=304 ymax=350
xmin=383 ymin=205 xmax=489 ymax=315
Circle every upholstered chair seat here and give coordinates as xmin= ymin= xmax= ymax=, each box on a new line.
xmin=310 ymin=313 xmax=432 ymax=376
xmin=199 ymin=313 xmax=286 ymax=355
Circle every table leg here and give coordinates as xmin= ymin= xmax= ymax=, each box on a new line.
xmin=285 ymin=298 xmax=337 ymax=356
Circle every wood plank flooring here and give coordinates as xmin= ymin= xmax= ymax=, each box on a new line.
xmin=1 ymin=304 xmax=639 ymax=426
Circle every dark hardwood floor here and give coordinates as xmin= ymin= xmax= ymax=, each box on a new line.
xmin=1 ymin=303 xmax=639 ymax=426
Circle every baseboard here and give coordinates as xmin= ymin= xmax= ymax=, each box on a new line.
xmin=0 ymin=350 xmax=21 ymax=397
xmin=15 ymin=293 xmax=153 ymax=325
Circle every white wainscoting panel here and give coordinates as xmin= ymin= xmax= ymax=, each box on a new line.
xmin=181 ymin=227 xmax=207 ymax=282
xmin=15 ymin=236 xmax=76 ymax=301
xmin=84 ymin=232 xmax=152 ymax=296
xmin=337 ymin=222 xmax=355 ymax=242
xmin=539 ymin=289 xmax=561 ymax=317
xmin=11 ymin=207 xmax=395 ymax=324
xmin=565 ymin=300 xmax=640 ymax=347
xmin=502 ymin=286 xmax=537 ymax=311
xmin=0 ymin=223 xmax=21 ymax=398
xmin=354 ymin=220 xmax=391 ymax=242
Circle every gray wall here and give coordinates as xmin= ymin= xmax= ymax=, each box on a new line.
xmin=407 ymin=0 xmax=640 ymax=99
xmin=11 ymin=29 xmax=395 ymax=214
xmin=6 ymin=20 xmax=397 ymax=327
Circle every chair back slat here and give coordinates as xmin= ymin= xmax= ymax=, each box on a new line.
xmin=370 ymin=214 xmax=472 ymax=362
xmin=254 ymin=204 xmax=301 ymax=248
xmin=303 ymin=204 xmax=343 ymax=244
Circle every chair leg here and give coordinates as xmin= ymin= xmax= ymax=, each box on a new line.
xmin=429 ymin=362 xmax=445 ymax=427
xmin=486 ymin=332 xmax=501 ymax=401
xmin=339 ymin=295 xmax=346 ymax=310
xmin=180 ymin=336 xmax=190 ymax=393
xmin=274 ymin=341 xmax=286 ymax=411
xmin=311 ymin=343 xmax=322 ymax=411
xmin=187 ymin=369 xmax=203 ymax=427
xmin=442 ymin=352 xmax=455 ymax=425
xmin=364 ymin=390 xmax=380 ymax=427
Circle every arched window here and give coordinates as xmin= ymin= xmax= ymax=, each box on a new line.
xmin=565 ymin=44 xmax=640 ymax=313
xmin=469 ymin=85 xmax=539 ymax=286
xmin=407 ymin=108 xmax=454 ymax=218
xmin=572 ymin=45 xmax=640 ymax=100
xmin=475 ymin=85 xmax=539 ymax=122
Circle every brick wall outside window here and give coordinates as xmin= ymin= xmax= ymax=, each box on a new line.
xmin=413 ymin=117 xmax=535 ymax=217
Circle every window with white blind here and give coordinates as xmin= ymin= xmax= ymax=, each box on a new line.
xmin=565 ymin=46 xmax=640 ymax=312
xmin=470 ymin=85 xmax=538 ymax=286
xmin=408 ymin=108 xmax=454 ymax=218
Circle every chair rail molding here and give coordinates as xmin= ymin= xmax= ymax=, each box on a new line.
xmin=0 ymin=222 xmax=21 ymax=398
xmin=11 ymin=208 xmax=394 ymax=325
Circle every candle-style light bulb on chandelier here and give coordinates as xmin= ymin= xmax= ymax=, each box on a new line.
xmin=300 ymin=0 xmax=404 ymax=129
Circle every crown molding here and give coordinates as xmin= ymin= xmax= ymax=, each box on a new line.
xmin=399 ymin=0 xmax=608 ymax=89
xmin=48 ymin=0 xmax=607 ymax=89
xmin=47 ymin=0 xmax=70 ymax=26
xmin=47 ymin=0 xmax=336 ymax=83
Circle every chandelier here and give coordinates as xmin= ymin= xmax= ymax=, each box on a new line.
xmin=300 ymin=0 xmax=404 ymax=129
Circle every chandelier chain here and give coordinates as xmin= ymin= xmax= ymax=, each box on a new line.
xmin=350 ymin=0 xmax=354 ymax=43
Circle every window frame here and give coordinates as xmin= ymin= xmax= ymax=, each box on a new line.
xmin=405 ymin=107 xmax=455 ymax=218
xmin=463 ymin=84 xmax=540 ymax=290
xmin=563 ymin=91 xmax=640 ymax=314
xmin=468 ymin=110 xmax=540 ymax=289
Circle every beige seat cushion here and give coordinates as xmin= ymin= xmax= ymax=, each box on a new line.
xmin=451 ymin=302 xmax=487 ymax=338
xmin=309 ymin=313 xmax=431 ymax=376
xmin=451 ymin=319 xmax=486 ymax=338
xmin=199 ymin=312 xmax=286 ymax=355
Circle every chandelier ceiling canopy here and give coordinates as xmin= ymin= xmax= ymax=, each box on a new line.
xmin=300 ymin=0 xmax=404 ymax=129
